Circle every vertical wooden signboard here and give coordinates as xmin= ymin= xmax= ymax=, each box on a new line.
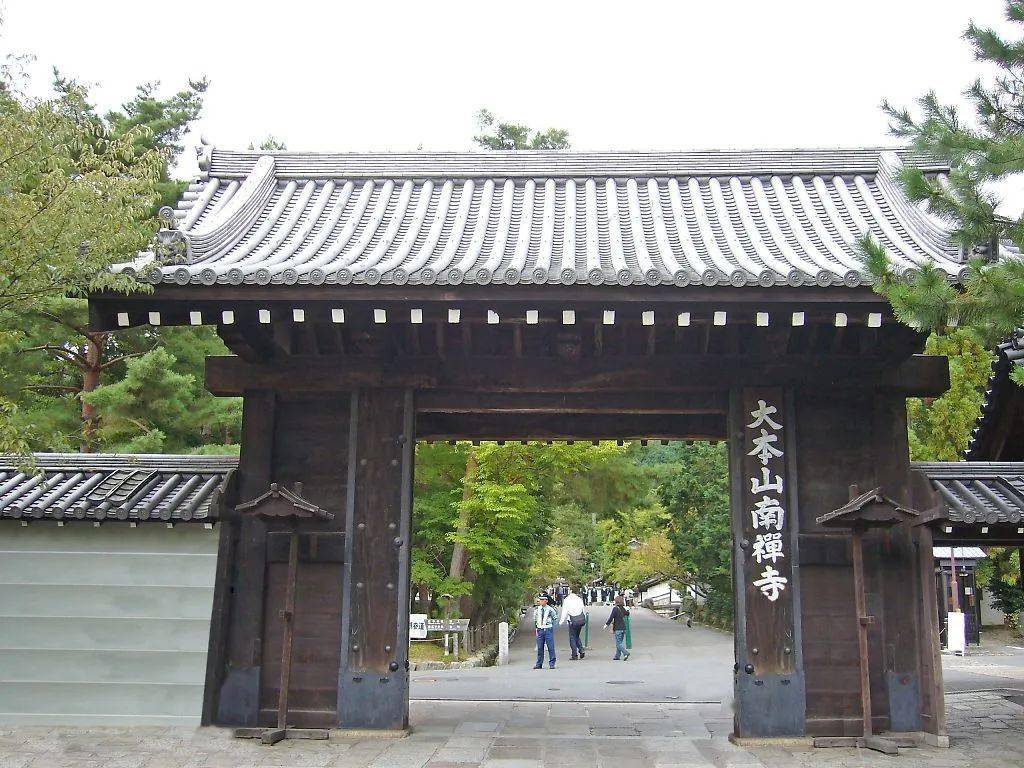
xmin=731 ymin=387 xmax=805 ymax=736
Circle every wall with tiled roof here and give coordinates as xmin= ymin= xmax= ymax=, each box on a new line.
xmin=0 ymin=454 xmax=237 ymax=523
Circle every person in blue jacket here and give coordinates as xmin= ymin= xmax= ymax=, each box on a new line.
xmin=533 ymin=593 xmax=557 ymax=669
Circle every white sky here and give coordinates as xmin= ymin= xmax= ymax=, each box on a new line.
xmin=2 ymin=0 xmax=1016 ymax=185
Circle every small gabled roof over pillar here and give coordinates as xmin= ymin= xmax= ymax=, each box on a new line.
xmin=234 ymin=482 xmax=333 ymax=522
xmin=816 ymin=486 xmax=920 ymax=530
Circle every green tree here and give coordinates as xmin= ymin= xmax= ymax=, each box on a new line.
xmin=656 ymin=442 xmax=733 ymax=620
xmin=0 ymin=80 xmax=159 ymax=315
xmin=0 ymin=52 xmax=238 ymax=454
xmin=907 ymin=331 xmax=994 ymax=460
xmin=864 ymin=1 xmax=1024 ymax=387
xmin=609 ymin=531 xmax=685 ymax=588
xmin=411 ymin=440 xmax=648 ymax=622
xmin=83 ymin=347 xmax=195 ymax=453
xmin=473 ymin=109 xmax=571 ymax=150
xmin=249 ymin=136 xmax=287 ymax=151
xmin=0 ymin=61 xmax=166 ymax=453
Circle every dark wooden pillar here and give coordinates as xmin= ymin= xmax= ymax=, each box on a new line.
xmin=338 ymin=388 xmax=415 ymax=730
xmin=203 ymin=389 xmax=351 ymax=729
xmin=730 ymin=387 xmax=806 ymax=737
xmin=914 ymin=523 xmax=946 ymax=737
xmin=211 ymin=389 xmax=277 ymax=725
xmin=794 ymin=389 xmax=927 ymax=736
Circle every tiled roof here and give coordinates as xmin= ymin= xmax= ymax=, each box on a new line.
xmin=966 ymin=330 xmax=1024 ymax=460
xmin=0 ymin=454 xmax=237 ymax=523
xmin=933 ymin=546 xmax=987 ymax=560
xmin=913 ymin=462 xmax=1024 ymax=524
xmin=119 ymin=146 xmax=968 ymax=290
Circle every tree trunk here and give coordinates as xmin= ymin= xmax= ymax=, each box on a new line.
xmin=417 ymin=584 xmax=431 ymax=613
xmin=449 ymin=450 xmax=478 ymax=618
xmin=80 ymin=333 xmax=105 ymax=453
xmin=449 ymin=451 xmax=477 ymax=580
xmin=460 ymin=564 xmax=480 ymax=623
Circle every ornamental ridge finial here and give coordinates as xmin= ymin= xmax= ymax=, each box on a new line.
xmin=196 ymin=136 xmax=213 ymax=179
xmin=152 ymin=206 xmax=191 ymax=266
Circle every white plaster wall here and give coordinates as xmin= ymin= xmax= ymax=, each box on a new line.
xmin=0 ymin=522 xmax=217 ymax=725
xmin=643 ymin=581 xmax=686 ymax=604
xmin=981 ymin=590 xmax=1007 ymax=628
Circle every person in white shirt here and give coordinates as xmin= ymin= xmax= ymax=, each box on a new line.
xmin=559 ymin=586 xmax=587 ymax=660
xmin=533 ymin=593 xmax=558 ymax=669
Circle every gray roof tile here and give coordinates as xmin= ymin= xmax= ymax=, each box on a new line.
xmin=0 ymin=454 xmax=237 ymax=523
xmin=122 ymin=147 xmax=968 ymax=289
xmin=966 ymin=330 xmax=1024 ymax=460
xmin=913 ymin=461 xmax=1024 ymax=524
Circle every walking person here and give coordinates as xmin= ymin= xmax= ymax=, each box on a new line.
xmin=605 ymin=594 xmax=630 ymax=661
xmin=533 ymin=593 xmax=557 ymax=669
xmin=559 ymin=586 xmax=587 ymax=660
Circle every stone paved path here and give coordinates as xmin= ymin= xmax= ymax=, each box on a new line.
xmin=412 ymin=607 xmax=734 ymax=704
xmin=2 ymin=690 xmax=1022 ymax=767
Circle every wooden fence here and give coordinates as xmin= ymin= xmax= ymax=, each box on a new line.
xmin=463 ymin=619 xmax=505 ymax=655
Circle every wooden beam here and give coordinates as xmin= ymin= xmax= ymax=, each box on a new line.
xmin=416 ymin=390 xmax=728 ymax=414
xmin=206 ymin=353 xmax=950 ymax=398
xmin=416 ymin=412 xmax=726 ymax=441
xmin=92 ymin=283 xmax=890 ymax=309
xmin=217 ymin=323 xmax=291 ymax=362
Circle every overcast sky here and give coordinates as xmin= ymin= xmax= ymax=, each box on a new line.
xmin=3 ymin=0 xmax=1014 ymax=182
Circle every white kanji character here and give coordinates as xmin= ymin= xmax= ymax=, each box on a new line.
xmin=753 ymin=566 xmax=788 ymax=602
xmin=748 ymin=429 xmax=783 ymax=465
xmin=750 ymin=496 xmax=785 ymax=531
xmin=747 ymin=399 xmax=783 ymax=431
xmin=750 ymin=466 xmax=784 ymax=494
xmin=752 ymin=532 xmax=785 ymax=564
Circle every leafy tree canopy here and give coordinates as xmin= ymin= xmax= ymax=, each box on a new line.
xmin=0 ymin=81 xmax=160 ymax=314
xmin=0 ymin=32 xmax=230 ymax=456
xmin=864 ymin=1 xmax=1024 ymax=386
xmin=473 ymin=108 xmax=571 ymax=150
xmin=908 ymin=331 xmax=994 ymax=460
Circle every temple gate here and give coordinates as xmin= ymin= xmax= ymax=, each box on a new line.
xmin=89 ymin=146 xmax=960 ymax=739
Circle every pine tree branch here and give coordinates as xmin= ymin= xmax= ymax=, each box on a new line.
xmin=19 ymin=344 xmax=88 ymax=367
xmin=36 ymin=310 xmax=90 ymax=339
xmin=22 ymin=384 xmax=80 ymax=394
xmin=99 ymin=350 xmax=148 ymax=370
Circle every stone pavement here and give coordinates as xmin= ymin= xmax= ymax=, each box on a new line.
xmin=2 ymin=690 xmax=1023 ymax=768
xmin=943 ymin=638 xmax=1024 ymax=691
xmin=412 ymin=607 xmax=734 ymax=704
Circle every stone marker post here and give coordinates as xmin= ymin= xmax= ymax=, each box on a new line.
xmin=498 ymin=622 xmax=510 ymax=665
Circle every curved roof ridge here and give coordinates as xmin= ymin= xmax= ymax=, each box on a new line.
xmin=966 ymin=330 xmax=1024 ymax=460
xmin=204 ymin=145 xmax=950 ymax=180
xmin=875 ymin=152 xmax=960 ymax=262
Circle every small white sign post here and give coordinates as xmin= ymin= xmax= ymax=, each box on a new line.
xmin=947 ymin=611 xmax=967 ymax=656
xmin=497 ymin=621 xmax=510 ymax=665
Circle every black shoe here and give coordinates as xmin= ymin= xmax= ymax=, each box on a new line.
xmin=570 ymin=656 xmax=579 ymax=660
xmin=613 ymin=656 xmax=620 ymax=660
xmin=579 ymin=651 xmax=585 ymax=659
xmin=533 ymin=664 xmax=542 ymax=669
